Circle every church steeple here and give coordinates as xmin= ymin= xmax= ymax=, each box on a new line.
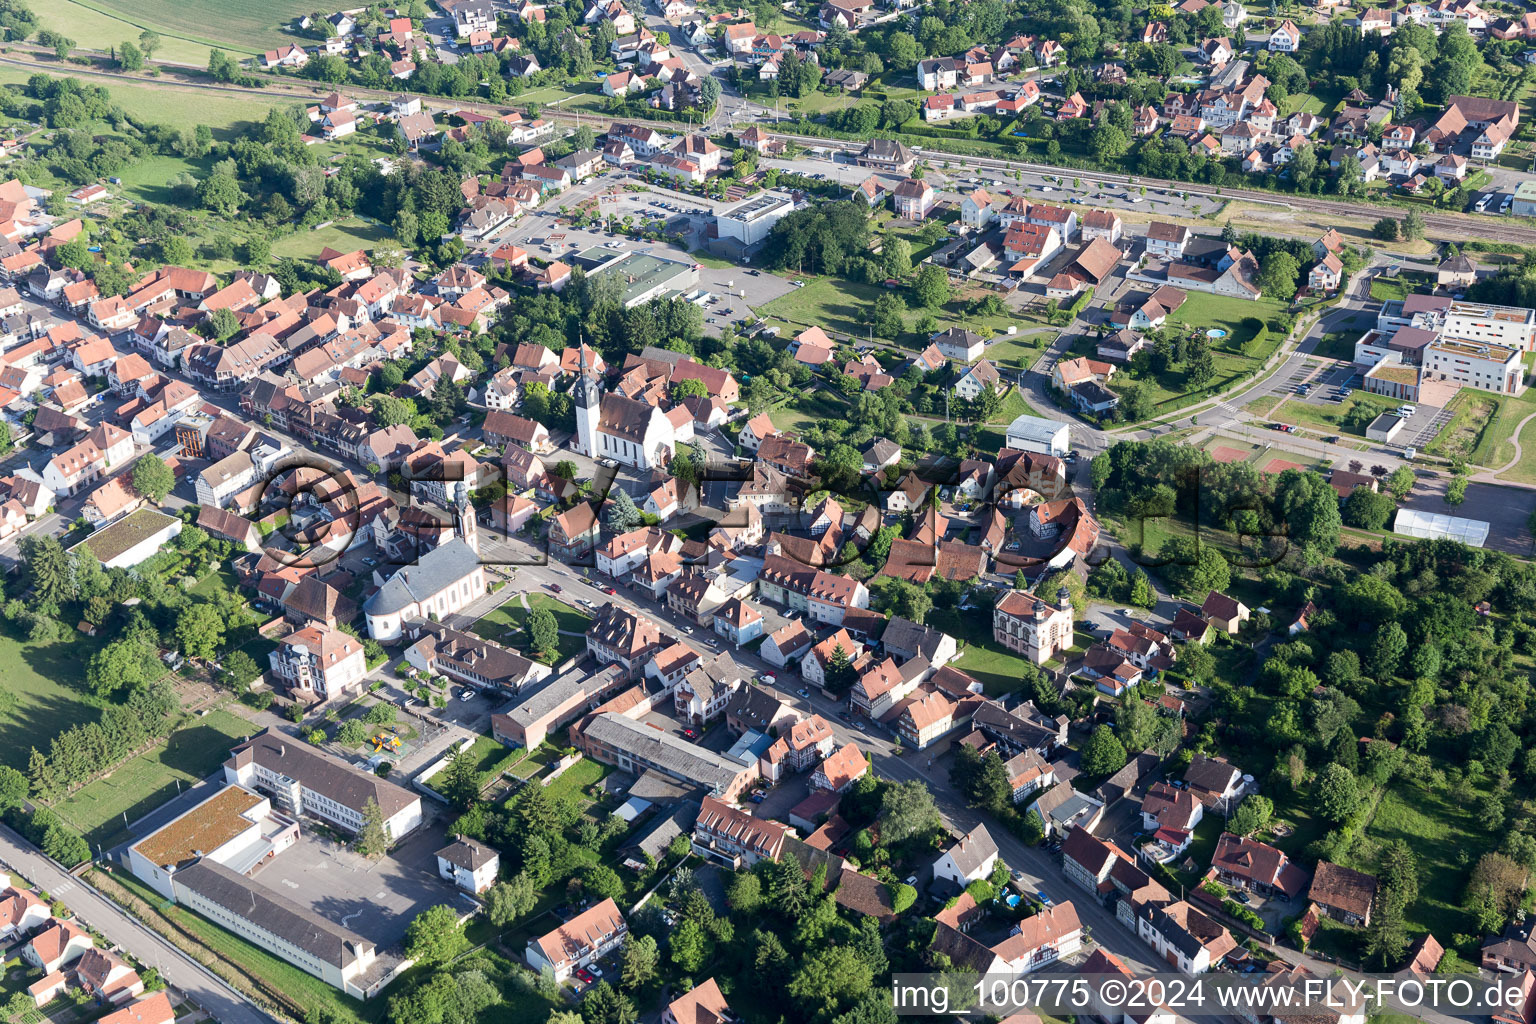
xmin=452 ymin=480 xmax=478 ymax=555
xmin=574 ymin=339 xmax=601 ymax=457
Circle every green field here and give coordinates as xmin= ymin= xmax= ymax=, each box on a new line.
xmin=271 ymin=218 xmax=394 ymax=262
xmin=470 ymin=594 xmax=591 ymax=665
xmin=1273 ymin=392 xmax=1400 ymax=438
xmin=542 ymin=756 xmax=610 ymax=805
xmin=0 ymin=67 xmax=279 ymax=133
xmin=52 ymin=707 xmax=255 ymax=849
xmin=35 ymin=0 xmax=317 ymax=64
xmin=0 ymin=629 xmax=107 ymax=771
xmin=758 ymin=274 xmax=1027 ymax=348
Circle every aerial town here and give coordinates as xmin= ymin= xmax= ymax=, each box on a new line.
xmin=1 ymin=0 xmax=1536 ymax=1022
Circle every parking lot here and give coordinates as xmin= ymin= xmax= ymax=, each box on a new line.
xmin=251 ymin=826 xmax=472 ymax=949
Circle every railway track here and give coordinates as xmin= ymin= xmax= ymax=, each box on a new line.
xmin=3 ymin=46 xmax=1532 ymax=246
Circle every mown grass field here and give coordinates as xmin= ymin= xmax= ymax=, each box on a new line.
xmin=271 ymin=218 xmax=393 ymax=262
xmin=52 ymin=707 xmax=255 ymax=849
xmin=0 ymin=628 xmax=107 ymax=770
xmin=36 ymin=0 xmax=316 ymax=63
xmin=0 ymin=67 xmax=277 ymax=133
xmin=758 ymin=274 xmax=1029 ymax=348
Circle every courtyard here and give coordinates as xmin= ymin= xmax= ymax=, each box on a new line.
xmin=249 ymin=824 xmax=473 ymax=950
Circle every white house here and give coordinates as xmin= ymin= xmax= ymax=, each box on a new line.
xmin=435 ymin=837 xmax=500 ymax=894
xmin=932 ymin=824 xmax=999 ymax=887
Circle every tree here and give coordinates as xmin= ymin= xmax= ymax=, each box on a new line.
xmin=581 ymin=864 xmax=625 ymax=903
xmin=880 ymin=779 xmax=941 ymax=846
xmin=883 ymin=237 xmax=912 ymax=279
xmin=824 ymin=643 xmax=857 ymax=695
xmin=206 ymin=307 xmax=240 ymax=341
xmin=175 ymin=603 xmax=225 ymax=661
xmin=355 ymin=797 xmax=390 ymax=857
xmin=138 ymin=29 xmax=161 ymax=59
xmin=1385 ymin=466 xmax=1415 ymax=499
xmin=118 ymin=40 xmax=143 ymax=70
xmin=439 ymin=745 xmax=481 ymax=809
xmin=403 ymin=904 xmax=468 ymax=965
xmin=1227 ymin=795 xmax=1272 ymax=836
xmin=526 ymin=607 xmax=558 ymax=659
xmin=870 ymin=293 xmax=905 ymax=338
xmin=1372 ymin=216 xmax=1401 ymax=242
xmin=788 ymin=945 xmax=874 ymax=1021
xmin=131 ymin=455 xmax=174 ymax=503
xmin=1128 ymin=569 xmax=1156 ymax=608
xmin=1363 ymin=896 xmax=1410 ymax=968
xmin=196 ymin=173 xmax=244 ymax=216
xmin=243 ymin=236 xmax=271 ymax=268
xmin=619 ymin=934 xmax=658 ymax=989
xmin=911 ymin=265 xmax=951 ymax=309
xmin=603 ymin=489 xmax=643 ymax=532
xmin=1091 ymin=122 xmax=1130 ymax=161
xmin=669 ymin=917 xmax=709 ymax=973
xmin=1314 ymin=763 xmax=1360 ymax=824
xmin=1402 ymin=208 xmax=1425 ymax=240
xmin=0 ymin=766 xmax=26 ymax=811
xmin=1080 ymin=724 xmax=1127 ymax=777
xmin=726 ymin=871 xmax=762 ymax=913
xmin=1342 ymin=487 xmax=1396 ymax=530
xmin=486 ymin=873 xmax=537 ymax=926
xmin=1368 ymin=621 xmax=1408 ymax=680
xmin=1259 ymin=251 xmax=1300 ymax=299
xmin=581 ymin=982 xmax=636 ymax=1024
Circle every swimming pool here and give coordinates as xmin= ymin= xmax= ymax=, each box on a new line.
xmin=1206 ymin=328 xmax=1228 ymax=339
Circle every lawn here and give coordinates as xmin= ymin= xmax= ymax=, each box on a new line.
xmin=1423 ymin=389 xmax=1531 ymax=464
xmin=757 ymin=274 xmax=1027 ymax=350
xmin=1097 ymin=293 xmax=1289 ymax=417
xmin=1273 ymin=393 xmax=1400 ymax=438
xmin=1369 ymin=277 xmax=1411 ymax=303
xmin=768 ymin=388 xmax=852 ymax=434
xmin=1347 ymin=777 xmax=1500 ymax=952
xmin=543 ymin=756 xmax=610 ymax=805
xmin=52 ymin=707 xmax=256 ymax=849
xmin=930 ymin=600 xmax=1049 ymax=698
xmin=984 ymin=330 xmax=1057 ymax=370
xmin=1311 ymin=332 xmax=1356 ymax=362
xmin=456 ymin=734 xmax=522 ymax=776
xmin=270 ymin=218 xmax=393 ymax=262
xmin=0 ymin=628 xmax=107 ymax=771
xmin=470 ymin=593 xmax=591 ymax=665
xmin=35 ymin=0 xmax=316 ymax=62
xmin=1163 ymin=292 xmax=1288 ymax=342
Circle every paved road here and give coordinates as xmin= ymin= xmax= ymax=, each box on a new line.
xmin=0 ymin=825 xmax=276 ymax=1024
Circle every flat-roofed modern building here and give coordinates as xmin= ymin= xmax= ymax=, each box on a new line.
xmin=574 ymin=246 xmax=700 ymax=308
xmin=69 ymin=508 xmax=182 ymax=569
xmin=1004 ymin=414 xmax=1071 ymax=457
xmin=126 ymin=785 xmax=299 ymax=900
xmin=715 ymin=191 xmax=796 ymax=248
